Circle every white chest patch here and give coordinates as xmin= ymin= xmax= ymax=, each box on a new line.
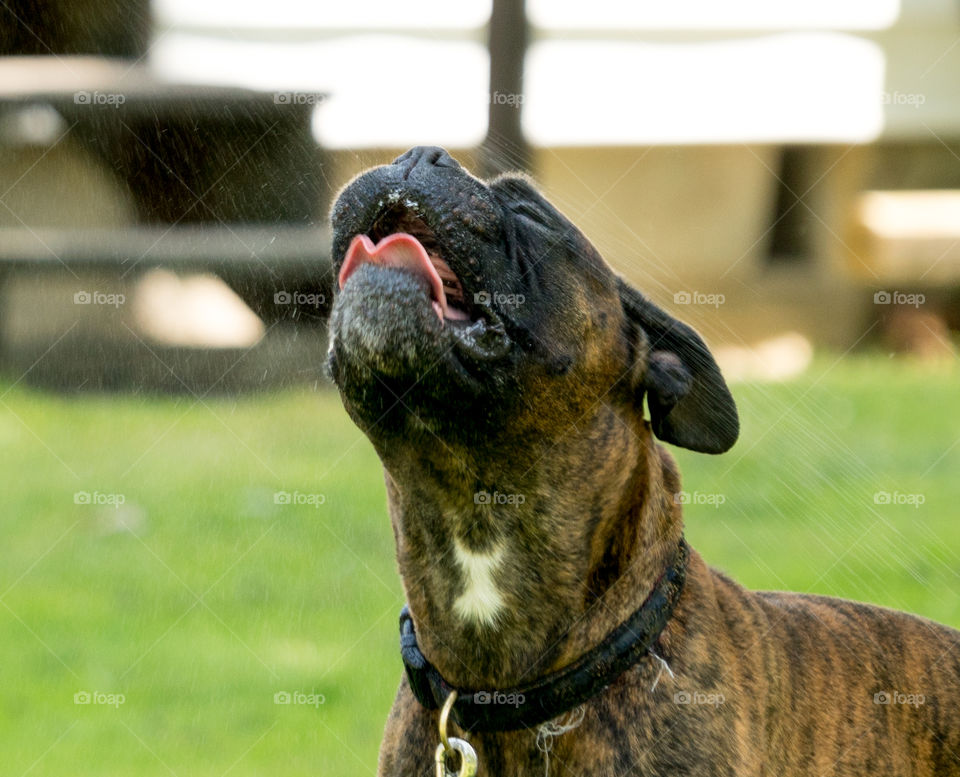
xmin=452 ymin=539 xmax=506 ymax=626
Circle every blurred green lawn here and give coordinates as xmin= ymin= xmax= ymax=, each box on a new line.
xmin=1 ymin=354 xmax=959 ymax=776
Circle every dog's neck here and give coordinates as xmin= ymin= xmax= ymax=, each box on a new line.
xmin=380 ymin=411 xmax=685 ymax=689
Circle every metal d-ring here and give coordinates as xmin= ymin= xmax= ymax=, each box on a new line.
xmin=435 ymin=691 xmax=478 ymax=777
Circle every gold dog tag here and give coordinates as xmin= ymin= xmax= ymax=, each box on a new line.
xmin=435 ymin=738 xmax=478 ymax=777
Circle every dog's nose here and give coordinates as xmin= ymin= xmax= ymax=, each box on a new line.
xmin=392 ymin=146 xmax=462 ymax=179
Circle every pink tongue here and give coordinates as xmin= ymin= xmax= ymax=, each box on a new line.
xmin=339 ymin=233 xmax=449 ymax=321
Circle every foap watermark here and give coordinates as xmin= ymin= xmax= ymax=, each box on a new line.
xmin=274 ymin=290 xmax=325 ymax=308
xmin=489 ymin=91 xmax=524 ymax=108
xmin=473 ymin=690 xmax=525 ymax=707
xmin=74 ymin=290 xmax=125 ymax=307
xmin=882 ymin=91 xmax=926 ymax=108
xmin=274 ymin=490 xmax=326 ymax=508
xmin=74 ymin=91 xmax=126 ymax=108
xmin=273 ymin=92 xmax=326 ymax=106
xmin=473 ymin=290 xmax=525 ymax=308
xmin=874 ymin=690 xmax=925 ymax=707
xmin=474 ymin=490 xmax=526 ymax=506
xmin=273 ymin=690 xmax=325 ymax=707
xmin=74 ymin=491 xmax=125 ymax=508
xmin=674 ymin=291 xmax=725 ymax=308
xmin=674 ymin=490 xmax=726 ymax=508
xmin=674 ymin=690 xmax=725 ymax=707
xmin=74 ymin=690 xmax=125 ymax=707
xmin=874 ymin=290 xmax=925 ymax=308
xmin=874 ymin=490 xmax=925 ymax=508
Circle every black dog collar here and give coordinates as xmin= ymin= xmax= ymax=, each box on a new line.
xmin=399 ymin=539 xmax=688 ymax=732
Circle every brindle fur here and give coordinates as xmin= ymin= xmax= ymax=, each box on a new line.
xmin=328 ymin=147 xmax=960 ymax=776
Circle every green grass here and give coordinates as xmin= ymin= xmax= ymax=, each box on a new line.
xmin=1 ymin=354 xmax=959 ymax=775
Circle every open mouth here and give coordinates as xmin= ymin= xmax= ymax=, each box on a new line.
xmin=333 ymin=201 xmax=514 ymax=384
xmin=337 ymin=208 xmax=472 ymax=323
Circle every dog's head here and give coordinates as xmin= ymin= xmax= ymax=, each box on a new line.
xmin=328 ymin=146 xmax=738 ymax=457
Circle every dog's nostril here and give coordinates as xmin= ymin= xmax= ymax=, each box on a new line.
xmin=429 ymin=148 xmax=462 ymax=169
xmin=424 ymin=148 xmax=443 ymax=165
xmin=392 ymin=146 xmax=461 ymax=179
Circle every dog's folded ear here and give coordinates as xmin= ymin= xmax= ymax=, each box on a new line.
xmin=619 ymin=279 xmax=739 ymax=454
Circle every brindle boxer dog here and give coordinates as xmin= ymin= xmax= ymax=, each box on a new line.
xmin=327 ymin=147 xmax=960 ymax=776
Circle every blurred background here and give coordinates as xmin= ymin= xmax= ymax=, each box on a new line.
xmin=1 ymin=1 xmax=959 ymax=774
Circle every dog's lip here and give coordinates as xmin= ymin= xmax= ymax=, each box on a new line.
xmin=338 ymin=233 xmax=471 ymax=322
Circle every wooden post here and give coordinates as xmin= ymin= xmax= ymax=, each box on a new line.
xmin=480 ymin=0 xmax=531 ymax=177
